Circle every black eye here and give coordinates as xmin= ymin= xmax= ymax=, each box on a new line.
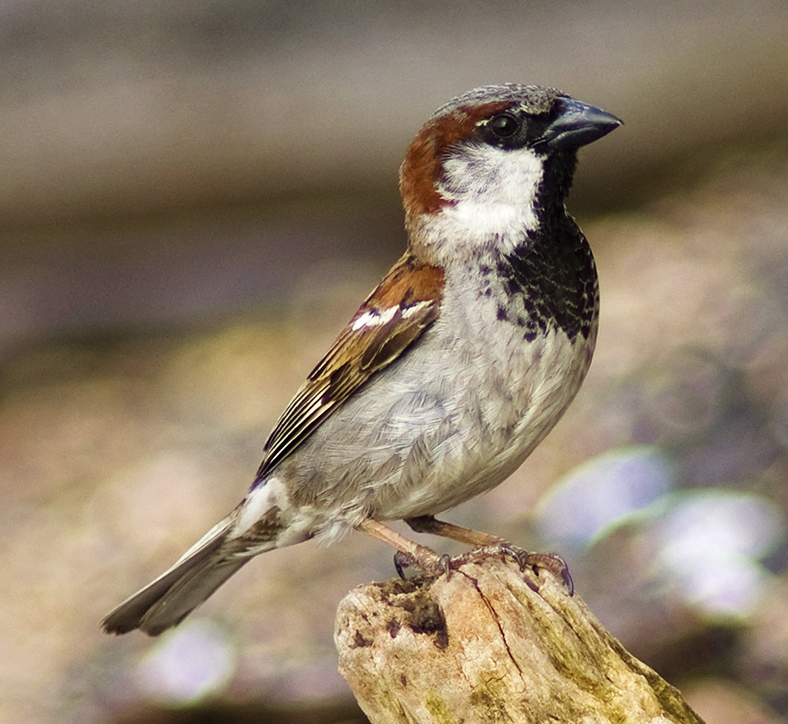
xmin=488 ymin=113 xmax=520 ymax=139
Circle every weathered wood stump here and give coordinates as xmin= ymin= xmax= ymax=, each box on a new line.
xmin=335 ymin=556 xmax=704 ymax=723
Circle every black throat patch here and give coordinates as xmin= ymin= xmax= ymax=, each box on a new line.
xmin=492 ymin=150 xmax=599 ymax=342
xmin=494 ymin=218 xmax=597 ymax=342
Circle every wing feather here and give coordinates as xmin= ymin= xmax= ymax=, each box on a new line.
xmin=255 ymin=253 xmax=445 ymax=480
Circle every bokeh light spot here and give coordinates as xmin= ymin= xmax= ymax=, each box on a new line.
xmin=136 ymin=618 xmax=236 ymax=705
xmin=537 ymin=446 xmax=674 ymax=549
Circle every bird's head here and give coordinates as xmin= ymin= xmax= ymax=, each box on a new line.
xmin=399 ymin=84 xmax=621 ymax=262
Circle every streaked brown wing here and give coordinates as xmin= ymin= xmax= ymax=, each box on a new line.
xmin=255 ymin=253 xmax=445 ymax=480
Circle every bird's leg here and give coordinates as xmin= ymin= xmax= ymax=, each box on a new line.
xmin=405 ymin=515 xmax=574 ymax=595
xmin=357 ymin=519 xmax=449 ymax=579
xmin=405 ymin=514 xmax=507 ymax=547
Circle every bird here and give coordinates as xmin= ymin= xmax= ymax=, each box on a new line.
xmin=102 ymin=84 xmax=621 ymax=636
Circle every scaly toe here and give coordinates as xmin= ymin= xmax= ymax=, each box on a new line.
xmin=394 ymin=543 xmax=573 ymax=595
xmin=447 ymin=543 xmax=574 ymax=595
xmin=521 ymin=551 xmax=574 ymax=595
xmin=393 ymin=548 xmax=450 ymax=580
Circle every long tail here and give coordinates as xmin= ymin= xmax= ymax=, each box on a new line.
xmin=102 ymin=516 xmax=253 ymax=636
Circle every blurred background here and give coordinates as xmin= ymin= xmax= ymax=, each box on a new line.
xmin=1 ymin=1 xmax=787 ymax=722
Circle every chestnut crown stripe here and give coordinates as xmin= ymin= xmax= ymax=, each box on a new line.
xmin=399 ymin=100 xmax=512 ymax=217
xmin=255 ymin=254 xmax=444 ymax=480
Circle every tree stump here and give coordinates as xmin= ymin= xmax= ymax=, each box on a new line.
xmin=335 ymin=556 xmax=704 ymax=723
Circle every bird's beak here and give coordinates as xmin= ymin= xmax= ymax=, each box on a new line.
xmin=538 ymin=98 xmax=623 ymax=151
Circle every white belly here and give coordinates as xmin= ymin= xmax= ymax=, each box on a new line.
xmin=274 ymin=267 xmax=595 ymax=531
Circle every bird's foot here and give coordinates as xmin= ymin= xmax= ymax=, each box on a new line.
xmin=394 ymin=543 xmax=573 ymax=595
xmin=393 ymin=549 xmax=451 ymax=580
xmin=455 ymin=544 xmax=574 ymax=595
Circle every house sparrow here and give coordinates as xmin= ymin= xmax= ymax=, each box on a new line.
xmin=102 ymin=84 xmax=621 ymax=636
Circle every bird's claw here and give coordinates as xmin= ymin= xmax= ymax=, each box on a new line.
xmin=519 ymin=550 xmax=574 ymax=596
xmin=394 ymin=543 xmax=573 ymax=595
xmin=394 ymin=550 xmax=451 ymax=580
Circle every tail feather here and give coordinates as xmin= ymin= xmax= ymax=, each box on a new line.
xmin=102 ymin=517 xmax=249 ymax=636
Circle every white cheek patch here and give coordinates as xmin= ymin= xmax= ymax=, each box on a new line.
xmin=439 ymin=144 xmax=543 ymax=207
xmin=427 ymin=144 xmax=544 ymax=252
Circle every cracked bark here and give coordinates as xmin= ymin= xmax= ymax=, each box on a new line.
xmin=335 ymin=556 xmax=705 ymax=724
